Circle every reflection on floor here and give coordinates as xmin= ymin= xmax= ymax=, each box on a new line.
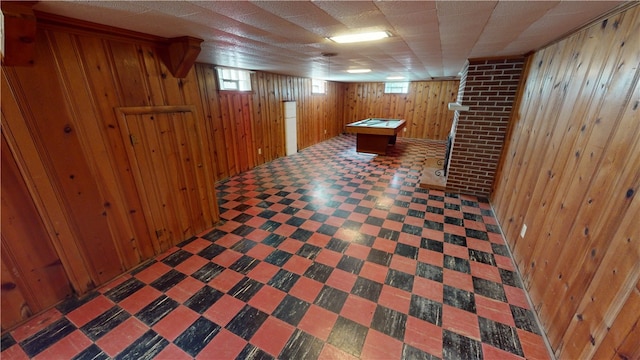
xmin=0 ymin=134 xmax=550 ymax=360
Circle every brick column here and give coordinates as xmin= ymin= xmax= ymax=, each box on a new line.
xmin=446 ymin=58 xmax=525 ymax=196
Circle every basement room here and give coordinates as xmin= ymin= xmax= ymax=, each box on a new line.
xmin=1 ymin=1 xmax=638 ymax=359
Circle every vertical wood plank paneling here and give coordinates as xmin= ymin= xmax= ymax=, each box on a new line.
xmin=2 ymin=18 xmax=220 ymax=331
xmin=492 ymin=4 xmax=640 ymax=359
xmin=195 ymin=65 xmax=345 ymax=181
xmin=47 ymin=31 xmax=145 ymax=268
xmin=196 ymin=64 xmax=227 ymax=180
xmin=527 ymin=11 xmax=637 ymax=304
xmin=500 ymin=38 xmax=579 ymax=253
xmin=116 ymin=107 xmax=217 ymax=253
xmin=72 ymin=35 xmax=156 ymax=261
xmin=590 ymin=282 xmax=640 ymax=360
xmin=561 ymin=194 xmax=639 ymax=359
xmin=250 ymin=72 xmax=266 ymax=165
xmin=5 ymin=30 xmax=123 ymax=286
xmin=0 ymin=255 xmax=29 ymax=329
xmin=1 ymin=134 xmax=73 ymax=329
xmin=342 ymin=81 xmax=458 ymax=140
xmin=1 ymin=70 xmax=94 ymax=296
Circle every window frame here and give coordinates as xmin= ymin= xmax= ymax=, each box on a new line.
xmin=216 ymin=67 xmax=253 ymax=92
xmin=384 ymin=81 xmax=409 ymax=94
xmin=312 ymin=79 xmax=326 ymax=94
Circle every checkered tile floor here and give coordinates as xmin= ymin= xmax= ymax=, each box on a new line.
xmin=1 ymin=134 xmax=550 ymax=359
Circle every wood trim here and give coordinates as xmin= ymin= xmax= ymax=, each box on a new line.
xmin=115 ymin=105 xmax=196 ymax=116
xmin=1 ymin=2 xmax=37 ymax=66
xmin=467 ymin=54 xmax=529 ymax=63
xmin=34 ymin=11 xmax=166 ymax=45
xmin=538 ymin=1 xmax=639 ymax=52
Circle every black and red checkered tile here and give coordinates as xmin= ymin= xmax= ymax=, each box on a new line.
xmin=0 ymin=134 xmax=550 ymax=359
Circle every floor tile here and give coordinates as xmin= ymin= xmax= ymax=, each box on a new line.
xmin=297 ymin=305 xmax=339 ymax=341
xmin=326 ymin=316 xmax=369 ymax=357
xmin=249 ymin=317 xmax=296 ymax=357
xmin=340 ymin=294 xmax=377 ymax=327
xmin=272 ymin=295 xmax=311 ymax=326
xmin=314 ymin=286 xmax=349 ymax=314
xmin=361 ymin=329 xmax=404 ymax=360
xmin=151 ymin=306 xmax=199 ymax=341
xmin=153 ymin=343 xmax=192 ymax=360
xmin=236 ymin=343 xmax=274 ymax=360
xmin=442 ymin=304 xmax=481 ymax=341
xmin=66 ymin=296 xmax=116 ymax=328
xmin=442 ymin=329 xmax=483 ymax=360
xmin=94 ymin=317 xmax=147 ymax=357
xmin=195 ymin=329 xmax=246 ymax=360
xmin=183 ymin=286 xmax=224 ymax=314
xmin=404 ymin=316 xmax=443 ymax=358
xmin=1 ymin=135 xmax=550 ymax=360
xmin=32 ymin=330 xmax=91 ymax=360
xmin=279 ymin=329 xmax=324 ymax=360
xmin=105 ymin=329 xmax=165 ymax=360
xmin=479 ymin=316 xmax=524 ymax=357
xmin=80 ymin=307 xmax=129 ymax=342
xmin=225 ymin=305 xmax=269 ymax=341
xmin=135 ymin=295 xmax=179 ymax=327
xmin=118 ymin=286 xmax=164 ymax=315
xmin=371 ymin=305 xmax=407 ymax=340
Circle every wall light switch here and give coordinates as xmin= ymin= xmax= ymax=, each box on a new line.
xmin=520 ymin=224 xmax=527 ymax=238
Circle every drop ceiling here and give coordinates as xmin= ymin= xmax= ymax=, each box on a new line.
xmin=32 ymin=1 xmax=627 ymax=82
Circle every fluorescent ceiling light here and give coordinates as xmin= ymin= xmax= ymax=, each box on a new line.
xmin=329 ymin=31 xmax=390 ymax=44
xmin=387 ymin=76 xmax=405 ymax=80
xmin=347 ymin=69 xmax=371 ymax=73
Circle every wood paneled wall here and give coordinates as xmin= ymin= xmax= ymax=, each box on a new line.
xmin=1 ymin=134 xmax=73 ymax=327
xmin=1 ymin=20 xmax=218 ymax=329
xmin=1 ymin=14 xmax=346 ymax=329
xmin=343 ymin=81 xmax=459 ymax=140
xmin=196 ymin=64 xmax=345 ymax=180
xmin=492 ymin=4 xmax=639 ymax=359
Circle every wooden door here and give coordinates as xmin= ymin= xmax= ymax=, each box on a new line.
xmin=1 ymin=133 xmax=73 ymax=330
xmin=115 ymin=106 xmax=217 ymax=253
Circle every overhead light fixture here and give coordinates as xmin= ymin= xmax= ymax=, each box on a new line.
xmin=329 ymin=31 xmax=390 ymax=44
xmin=386 ymin=76 xmax=405 ymax=80
xmin=347 ymin=69 xmax=371 ymax=74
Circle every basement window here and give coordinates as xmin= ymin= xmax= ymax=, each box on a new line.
xmin=384 ymin=81 xmax=409 ymax=94
xmin=216 ymin=67 xmax=252 ymax=91
xmin=312 ymin=79 xmax=326 ymax=94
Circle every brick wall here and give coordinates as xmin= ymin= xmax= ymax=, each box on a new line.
xmin=446 ymin=58 xmax=525 ymax=196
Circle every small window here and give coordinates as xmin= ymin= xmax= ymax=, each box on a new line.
xmin=216 ymin=67 xmax=252 ymax=91
xmin=384 ymin=82 xmax=409 ymax=94
xmin=312 ymin=79 xmax=326 ymax=94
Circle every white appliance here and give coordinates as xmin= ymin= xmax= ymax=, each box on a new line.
xmin=284 ymin=101 xmax=297 ymax=156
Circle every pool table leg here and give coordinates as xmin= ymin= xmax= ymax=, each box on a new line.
xmin=356 ymin=134 xmax=391 ymax=155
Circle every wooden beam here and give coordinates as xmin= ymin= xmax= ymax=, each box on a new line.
xmin=1 ymin=2 xmax=38 ymax=66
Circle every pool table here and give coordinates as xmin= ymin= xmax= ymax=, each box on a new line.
xmin=345 ymin=118 xmax=406 ymax=155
